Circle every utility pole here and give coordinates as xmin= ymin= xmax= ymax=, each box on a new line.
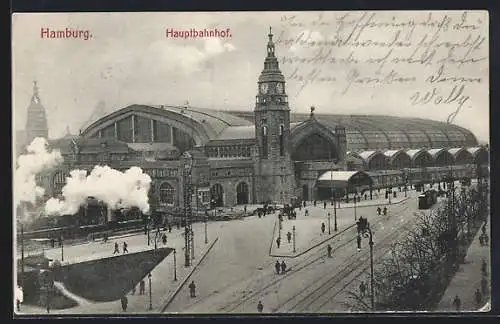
xmin=183 ymin=153 xmax=193 ymax=267
xmin=61 ymin=229 xmax=64 ymax=262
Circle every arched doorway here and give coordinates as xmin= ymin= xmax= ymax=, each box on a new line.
xmin=210 ymin=184 xmax=224 ymax=207
xmin=236 ymin=182 xmax=249 ymax=205
xmin=159 ymin=182 xmax=176 ymax=206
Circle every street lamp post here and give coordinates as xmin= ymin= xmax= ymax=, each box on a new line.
xmin=148 ymin=272 xmax=152 ymax=310
xmin=333 ymin=188 xmax=338 ymax=232
xmin=204 ymin=211 xmax=208 ymax=244
xmin=292 ymin=226 xmax=296 ymax=253
xmin=354 ymin=192 xmax=358 ymax=221
xmin=359 ymin=221 xmax=375 ymax=310
xmin=61 ymin=230 xmax=64 ymax=262
xmin=173 ymin=249 xmax=177 ymax=281
xmin=147 ymin=218 xmax=151 ymax=246
xmin=328 ymin=212 xmax=331 ymax=235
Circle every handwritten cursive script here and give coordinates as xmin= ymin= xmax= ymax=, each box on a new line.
xmin=277 ymin=11 xmax=487 ymax=123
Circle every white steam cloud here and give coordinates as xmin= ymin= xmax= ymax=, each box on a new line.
xmin=14 ymin=137 xmax=63 ymax=208
xmin=45 ymin=165 xmax=152 ymax=216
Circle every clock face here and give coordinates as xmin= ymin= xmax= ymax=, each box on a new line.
xmin=276 ymin=83 xmax=284 ymax=94
xmin=260 ymin=83 xmax=269 ymax=94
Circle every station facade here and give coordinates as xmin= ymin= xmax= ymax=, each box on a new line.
xmin=19 ymin=30 xmax=489 ymax=216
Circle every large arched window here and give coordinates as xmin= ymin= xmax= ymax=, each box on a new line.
xmin=236 ymin=182 xmax=249 ymax=205
xmin=292 ymin=133 xmax=337 ymax=162
xmin=414 ymin=151 xmax=432 ymax=168
xmin=261 ymin=126 xmax=268 ymax=159
xmin=52 ymin=171 xmax=66 ymax=196
xmin=159 ymin=182 xmax=176 ymax=206
xmin=210 ymin=184 xmax=224 ymax=207
xmin=391 ymin=151 xmax=411 ymax=169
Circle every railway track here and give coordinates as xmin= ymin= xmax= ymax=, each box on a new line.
xmin=219 ymin=203 xmax=411 ymax=313
xmin=274 ymin=200 xmax=446 ymax=313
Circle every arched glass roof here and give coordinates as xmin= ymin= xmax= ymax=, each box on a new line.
xmin=83 ymin=106 xmax=480 ymax=152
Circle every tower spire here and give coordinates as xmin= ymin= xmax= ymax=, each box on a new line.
xmin=267 ymin=26 xmax=275 ymax=58
xmin=32 ymin=80 xmax=41 ymax=104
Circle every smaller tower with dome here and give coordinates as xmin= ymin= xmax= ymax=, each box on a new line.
xmin=25 ymin=81 xmax=49 ymax=143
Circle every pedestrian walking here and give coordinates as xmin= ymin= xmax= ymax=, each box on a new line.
xmin=276 ymin=236 xmax=281 ymax=249
xmin=162 ymin=233 xmax=167 ymax=245
xmin=257 ymin=301 xmax=264 ymax=313
xmin=314 ymin=200 xmax=317 ymax=207
xmin=327 ymin=244 xmax=332 ymax=258
xmin=475 ymin=288 xmax=483 ymax=308
xmin=303 ymin=201 xmax=306 ymax=208
xmin=189 ymin=281 xmax=196 ymax=298
xmin=364 ymin=194 xmax=367 ymax=200
xmin=452 ymin=295 xmax=461 ymax=311
xmin=131 ymin=284 xmax=136 ymax=295
xmin=140 ymin=280 xmax=145 ymax=295
xmin=281 ymin=260 xmax=287 ymax=274
xmin=287 ymin=231 xmax=292 ymax=244
xmin=305 ymin=209 xmax=309 ymax=217
xmin=359 ymin=281 xmax=366 ymax=298
xmin=323 ymin=201 xmax=327 ymax=209
xmin=168 ymin=224 xmax=172 ymax=233
xmin=244 ymin=205 xmax=247 ymax=214
xmin=123 ymin=242 xmax=128 ymax=253
xmin=383 ymin=206 xmax=387 ymax=216
xmin=481 ymin=277 xmax=488 ymax=296
xmin=482 ymin=259 xmax=488 ymax=276
xmin=275 ymin=260 xmax=281 ymax=274
xmin=377 ymin=207 xmax=381 ymax=216
xmin=321 ymin=222 xmax=326 ymax=234
xmin=113 ymin=242 xmax=120 ymax=254
xmin=121 ymin=296 xmax=128 ymax=312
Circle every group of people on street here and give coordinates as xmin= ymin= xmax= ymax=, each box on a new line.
xmin=113 ymin=241 xmax=128 ymax=254
xmin=275 ymin=260 xmax=287 ymax=274
xmin=479 ymin=223 xmax=489 ymax=246
xmin=376 ymin=206 xmax=388 ymax=216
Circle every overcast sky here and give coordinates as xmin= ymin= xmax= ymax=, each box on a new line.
xmin=12 ymin=11 xmax=489 ymax=142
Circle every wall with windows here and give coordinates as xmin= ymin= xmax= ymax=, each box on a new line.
xmin=205 ymin=145 xmax=253 ymax=159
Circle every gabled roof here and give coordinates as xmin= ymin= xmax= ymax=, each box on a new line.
xmin=427 ymin=148 xmax=445 ymax=158
xmin=358 ymin=150 xmax=384 ymax=162
xmin=467 ymin=146 xmax=486 ymax=157
xmin=384 ymin=149 xmax=401 ymax=158
xmin=447 ymin=148 xmax=464 ymax=157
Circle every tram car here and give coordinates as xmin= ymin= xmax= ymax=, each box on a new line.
xmin=418 ymin=189 xmax=438 ymax=210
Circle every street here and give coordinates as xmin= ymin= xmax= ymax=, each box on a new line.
xmin=164 ymin=190 xmax=429 ymax=313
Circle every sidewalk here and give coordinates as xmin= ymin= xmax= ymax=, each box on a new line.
xmin=302 ymin=192 xmax=410 ymax=211
xmin=436 ymin=221 xmax=491 ymax=312
xmin=16 ymin=222 xmax=218 ymax=315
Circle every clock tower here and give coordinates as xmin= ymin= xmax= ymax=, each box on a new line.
xmin=254 ymin=27 xmax=294 ymax=204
